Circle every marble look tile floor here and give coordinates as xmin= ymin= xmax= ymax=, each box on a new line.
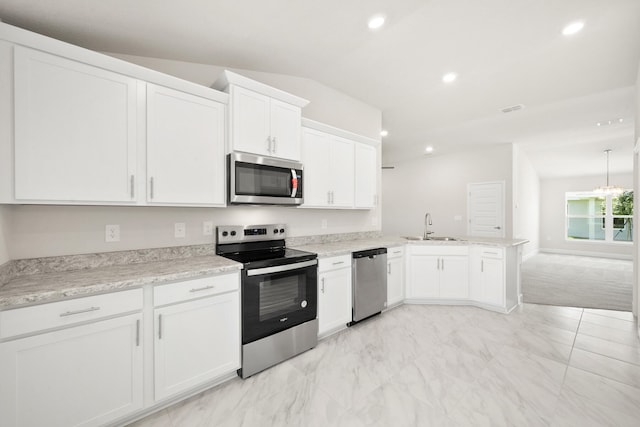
xmin=128 ymin=304 xmax=640 ymax=427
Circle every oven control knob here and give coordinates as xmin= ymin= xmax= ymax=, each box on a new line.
xmin=280 ymin=228 xmax=285 ymax=234
xmin=301 ymin=300 xmax=307 ymax=308
xmin=222 ymin=231 xmax=228 ymax=237
xmin=230 ymin=231 xmax=236 ymax=236
xmin=273 ymin=229 xmax=279 ymax=234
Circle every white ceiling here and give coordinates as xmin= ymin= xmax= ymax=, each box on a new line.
xmin=0 ymin=0 xmax=638 ymax=178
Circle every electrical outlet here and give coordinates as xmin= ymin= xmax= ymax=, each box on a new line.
xmin=321 ymin=219 xmax=328 ymax=229
xmin=203 ymin=221 xmax=213 ymax=236
xmin=174 ymin=222 xmax=186 ymax=238
xmin=105 ymin=224 xmax=120 ymax=242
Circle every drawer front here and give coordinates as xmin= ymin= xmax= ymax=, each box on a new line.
xmin=318 ymin=254 xmax=352 ymax=273
xmin=0 ymin=288 xmax=143 ymax=339
xmin=387 ymin=246 xmax=405 ymax=259
xmin=408 ymin=245 xmax=468 ymax=256
xmin=154 ymin=272 xmax=240 ymax=306
xmin=479 ymin=247 xmax=504 ymax=259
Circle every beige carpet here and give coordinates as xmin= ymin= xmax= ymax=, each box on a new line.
xmin=521 ymin=253 xmax=633 ymax=312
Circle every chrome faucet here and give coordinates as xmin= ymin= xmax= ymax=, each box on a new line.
xmin=424 ymin=213 xmax=434 ymax=239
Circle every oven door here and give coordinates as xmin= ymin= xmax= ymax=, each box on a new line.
xmin=229 ymin=152 xmax=303 ymax=205
xmin=242 ymin=259 xmax=317 ymax=344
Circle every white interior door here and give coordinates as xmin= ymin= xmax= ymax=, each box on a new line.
xmin=468 ymin=181 xmax=505 ymax=237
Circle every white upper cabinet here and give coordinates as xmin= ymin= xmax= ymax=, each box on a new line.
xmin=214 ymin=71 xmax=308 ymax=161
xmin=301 ymin=127 xmax=355 ymax=209
xmin=146 ymin=84 xmax=225 ymax=206
xmin=14 ymin=46 xmax=138 ymax=203
xmin=354 ymin=143 xmax=377 ymax=209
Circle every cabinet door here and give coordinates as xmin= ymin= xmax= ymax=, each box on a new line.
xmin=301 ymin=128 xmax=332 ymax=207
xmin=481 ymin=257 xmax=504 ymax=306
xmin=354 ymin=143 xmax=377 ymax=209
xmin=270 ymin=98 xmax=301 ymax=160
xmin=387 ymin=255 xmax=404 ymax=305
xmin=230 ymin=86 xmax=270 ymax=156
xmin=14 ymin=46 xmax=137 ymax=203
xmin=154 ymin=292 xmax=240 ymax=401
xmin=439 ymin=256 xmax=469 ymax=299
xmin=0 ymin=314 xmax=143 ymax=427
xmin=147 ymin=84 xmax=225 ymax=205
xmin=407 ymin=255 xmax=440 ymax=298
xmin=318 ymin=268 xmax=352 ymax=336
xmin=330 ymin=136 xmax=355 ymax=208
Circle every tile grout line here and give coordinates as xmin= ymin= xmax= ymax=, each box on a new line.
xmin=562 ymin=308 xmax=583 ymax=385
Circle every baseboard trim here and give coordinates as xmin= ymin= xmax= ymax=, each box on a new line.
xmin=539 ymin=248 xmax=632 ymax=261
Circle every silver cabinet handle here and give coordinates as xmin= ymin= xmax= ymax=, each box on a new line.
xmin=388 ymin=264 xmax=391 ymax=274
xmin=130 ymin=175 xmax=135 ymax=198
xmin=272 ymin=136 xmax=277 ymax=153
xmin=392 ymin=251 xmax=402 ymax=255
xmin=332 ymin=261 xmax=344 ymax=266
xmin=494 ymin=226 xmax=501 ymax=230
xmin=158 ymin=314 xmax=163 ymax=340
xmin=266 ymin=137 xmax=271 ymax=153
xmin=150 ymin=177 xmax=155 ymax=199
xmin=321 ymin=277 xmax=325 ymax=293
xmin=481 ymin=260 xmax=484 ymax=273
xmin=330 ymin=191 xmax=334 ymax=204
xmin=136 ymin=319 xmax=140 ymax=347
xmin=189 ymin=285 xmax=215 ymax=293
xmin=59 ymin=306 xmax=100 ymax=317
xmin=327 ymin=191 xmax=331 ymax=204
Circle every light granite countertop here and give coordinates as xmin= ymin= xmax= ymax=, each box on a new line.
xmin=0 ymin=255 xmax=241 ymax=310
xmin=293 ymin=236 xmax=528 ymax=257
xmin=0 ymin=233 xmax=528 ymax=310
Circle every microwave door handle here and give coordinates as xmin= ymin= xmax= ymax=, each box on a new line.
xmin=291 ymin=169 xmax=298 ymax=198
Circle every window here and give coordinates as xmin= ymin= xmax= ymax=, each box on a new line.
xmin=566 ymin=191 xmax=633 ymax=243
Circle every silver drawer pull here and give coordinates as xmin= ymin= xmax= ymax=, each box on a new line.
xmin=59 ymin=306 xmax=100 ymax=317
xmin=332 ymin=261 xmax=344 ymax=265
xmin=393 ymin=251 xmax=402 ymax=254
xmin=189 ymin=285 xmax=215 ymax=293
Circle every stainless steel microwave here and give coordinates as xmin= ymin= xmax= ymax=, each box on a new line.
xmin=228 ymin=152 xmax=304 ymax=205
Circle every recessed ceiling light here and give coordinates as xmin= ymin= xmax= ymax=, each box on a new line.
xmin=562 ymin=21 xmax=584 ymax=36
xmin=425 ymin=146 xmax=434 ymax=153
xmin=442 ymin=72 xmax=457 ymax=83
xmin=380 ymin=130 xmax=389 ymax=137
xmin=368 ymin=14 xmax=385 ymax=30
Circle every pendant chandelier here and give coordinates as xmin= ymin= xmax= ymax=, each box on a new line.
xmin=594 ymin=149 xmax=623 ymax=195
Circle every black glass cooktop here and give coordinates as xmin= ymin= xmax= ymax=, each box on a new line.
xmin=221 ymin=247 xmax=317 ymax=268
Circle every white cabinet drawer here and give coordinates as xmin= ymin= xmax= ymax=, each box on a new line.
xmin=478 ymin=247 xmax=504 ymax=259
xmin=318 ymin=254 xmax=352 ymax=272
xmin=154 ymin=272 xmax=240 ymax=306
xmin=387 ymin=246 xmax=404 ymax=259
xmin=0 ymin=288 xmax=143 ymax=339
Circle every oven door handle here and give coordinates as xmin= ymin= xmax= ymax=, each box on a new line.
xmin=246 ymin=259 xmax=317 ymax=276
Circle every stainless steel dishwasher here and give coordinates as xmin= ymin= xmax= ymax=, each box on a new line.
xmin=351 ymin=248 xmax=387 ymax=324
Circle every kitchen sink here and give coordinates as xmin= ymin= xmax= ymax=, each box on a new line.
xmin=403 ymin=236 xmax=462 ymax=241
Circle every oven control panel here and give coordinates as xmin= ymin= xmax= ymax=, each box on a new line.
xmin=217 ymin=224 xmax=287 ymax=244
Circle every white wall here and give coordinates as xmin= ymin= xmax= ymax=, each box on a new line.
xmin=634 ymin=65 xmax=640 ymax=318
xmin=6 ymin=55 xmax=382 ymax=260
xmin=513 ymin=146 xmax=540 ymax=259
xmin=382 ymin=144 xmax=513 ymax=238
xmin=539 ymin=173 xmax=633 ymax=259
xmin=0 ymin=205 xmax=11 ymax=264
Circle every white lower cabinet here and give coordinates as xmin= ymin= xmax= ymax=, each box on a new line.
xmin=153 ymin=273 xmax=240 ymax=401
xmin=406 ymin=245 xmax=469 ymax=300
xmin=386 ymin=246 xmax=405 ymax=306
xmin=470 ymin=246 xmax=506 ymax=307
xmin=318 ymin=255 xmax=352 ymax=336
xmin=0 ymin=313 xmax=143 ymax=427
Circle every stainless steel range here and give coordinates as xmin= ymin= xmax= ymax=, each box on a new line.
xmin=216 ymin=224 xmax=318 ymax=378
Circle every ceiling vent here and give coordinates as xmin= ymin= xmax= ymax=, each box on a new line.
xmin=501 ymin=104 xmax=525 ymax=114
